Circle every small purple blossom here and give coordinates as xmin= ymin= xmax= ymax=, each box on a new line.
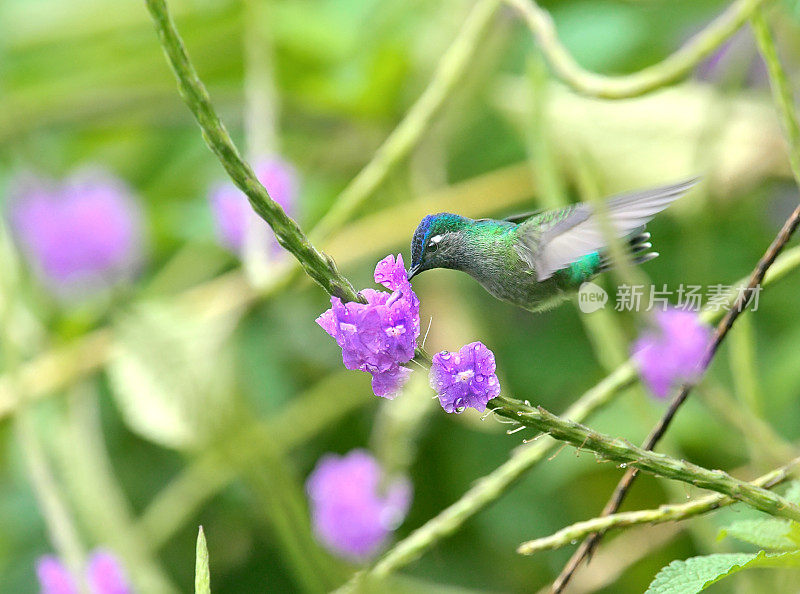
xmin=8 ymin=170 xmax=144 ymax=298
xmin=316 ymin=254 xmax=420 ymax=398
xmin=430 ymin=341 xmax=500 ymax=413
xmin=36 ymin=550 xmax=131 ymax=594
xmin=36 ymin=557 xmax=76 ymax=594
xmin=632 ymin=308 xmax=712 ymax=399
xmin=209 ymin=156 xmax=297 ymax=255
xmin=306 ymin=450 xmax=411 ymax=561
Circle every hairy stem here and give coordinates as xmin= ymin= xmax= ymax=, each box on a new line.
xmin=506 ymin=0 xmax=769 ymax=99
xmin=553 ymin=10 xmax=800 ymax=588
xmin=553 ymin=202 xmax=800 ymax=591
xmin=490 ymin=398 xmax=800 ymax=522
xmin=144 ymin=0 xmax=359 ymax=302
xmin=341 ymin=244 xmax=800 ymax=587
xmin=518 ymin=457 xmax=800 ymax=555
xmin=368 ymin=363 xmax=637 ymax=579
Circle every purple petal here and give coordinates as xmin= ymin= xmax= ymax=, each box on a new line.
xmin=632 ymin=308 xmax=712 ymax=399
xmin=9 ymin=170 xmax=144 ymax=298
xmin=430 ymin=341 xmax=500 ymax=413
xmin=86 ymin=551 xmax=131 ymax=594
xmin=316 ymin=305 xmax=337 ymax=337
xmin=371 ymin=365 xmax=412 ymax=399
xmin=306 ymin=450 xmax=412 ymax=561
xmin=373 ymin=254 xmax=408 ymax=293
xmin=36 ymin=556 xmax=78 ymax=594
xmin=316 ymin=254 xmax=421 ymax=398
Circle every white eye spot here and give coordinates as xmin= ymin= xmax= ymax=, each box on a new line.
xmin=430 ymin=234 xmax=443 ymax=244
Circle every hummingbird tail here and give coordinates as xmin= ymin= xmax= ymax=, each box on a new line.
xmin=596 ymin=231 xmax=658 ymax=273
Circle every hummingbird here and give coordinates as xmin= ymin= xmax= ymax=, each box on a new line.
xmin=407 ymin=178 xmax=698 ymax=312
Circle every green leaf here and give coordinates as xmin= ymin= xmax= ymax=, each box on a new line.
xmin=107 ymin=301 xmax=240 ymax=450
xmin=195 ymin=526 xmax=210 ymax=594
xmin=646 ymin=551 xmax=800 ymax=593
xmin=719 ymin=519 xmax=800 ymax=551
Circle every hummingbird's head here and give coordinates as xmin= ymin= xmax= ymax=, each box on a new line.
xmin=408 ymin=213 xmax=470 ymax=280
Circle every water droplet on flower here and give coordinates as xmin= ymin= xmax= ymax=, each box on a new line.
xmin=441 ymin=352 xmax=451 ymax=360
xmin=475 ymin=375 xmax=484 ymax=383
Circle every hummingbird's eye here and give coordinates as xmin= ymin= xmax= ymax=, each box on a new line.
xmin=427 ymin=234 xmax=442 ymax=253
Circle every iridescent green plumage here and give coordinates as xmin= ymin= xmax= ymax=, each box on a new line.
xmin=407 ymin=179 xmax=698 ymax=312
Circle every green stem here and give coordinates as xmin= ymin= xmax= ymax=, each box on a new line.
xmin=368 ymin=362 xmax=637 ymax=580
xmin=518 ymin=457 xmax=800 ymax=555
xmin=233 ymin=436 xmax=346 ymax=593
xmin=309 ymin=0 xmax=500 ymax=240
xmin=243 ymin=0 xmax=277 ymax=158
xmin=0 ymin=226 xmax=86 ymax=580
xmin=57 ymin=387 xmax=178 ymax=593
xmin=143 ymin=0 xmax=359 ymax=302
xmin=491 ymin=397 xmax=800 ymax=522
xmin=751 ymin=8 xmax=800 ymax=185
xmin=348 ymin=244 xmax=800 ymax=583
xmin=16 ymin=411 xmax=87 ymax=581
xmin=507 ymin=0 xmax=769 ymax=99
xmin=0 ymin=162 xmax=537 ymax=421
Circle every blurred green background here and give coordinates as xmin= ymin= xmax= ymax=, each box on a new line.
xmin=2 ymin=0 xmax=800 ymax=592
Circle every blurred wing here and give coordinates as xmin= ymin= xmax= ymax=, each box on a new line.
xmin=521 ymin=178 xmax=699 ymax=281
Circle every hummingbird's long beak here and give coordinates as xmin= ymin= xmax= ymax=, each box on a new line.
xmin=407 ymin=264 xmax=421 ymax=280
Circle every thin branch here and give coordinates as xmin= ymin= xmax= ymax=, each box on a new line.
xmin=489 ymin=398 xmax=800 ymax=522
xmin=506 ymin=0 xmax=769 ymax=99
xmin=338 ymin=244 xmax=800 ymax=589
xmin=367 ymin=362 xmax=637 ymax=580
xmin=552 ymin=13 xmax=800 ymax=583
xmin=752 ymin=8 xmax=800 ymax=184
xmin=0 ymin=163 xmax=535 ymax=421
xmin=518 ymin=457 xmax=800 ymax=555
xmin=554 ymin=203 xmax=800 ymax=591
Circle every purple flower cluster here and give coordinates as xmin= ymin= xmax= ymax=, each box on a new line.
xmin=306 ymin=450 xmax=411 ymax=561
xmin=37 ymin=550 xmax=131 ymax=594
xmin=317 ymin=254 xmax=420 ymax=398
xmin=8 ymin=170 xmax=144 ymax=298
xmin=632 ymin=308 xmax=712 ymax=399
xmin=209 ymin=156 xmax=297 ymax=256
xmin=430 ymin=341 xmax=500 ymax=413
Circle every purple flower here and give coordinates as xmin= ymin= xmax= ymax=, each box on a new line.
xmin=36 ymin=557 xmax=77 ymax=594
xmin=316 ymin=254 xmax=420 ymax=398
xmin=36 ymin=550 xmax=131 ymax=594
xmin=209 ymin=156 xmax=297 ymax=255
xmin=306 ymin=450 xmax=411 ymax=561
xmin=86 ymin=552 xmax=131 ymax=594
xmin=632 ymin=308 xmax=712 ymax=399
xmin=8 ymin=170 xmax=144 ymax=298
xmin=430 ymin=341 xmax=500 ymax=413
